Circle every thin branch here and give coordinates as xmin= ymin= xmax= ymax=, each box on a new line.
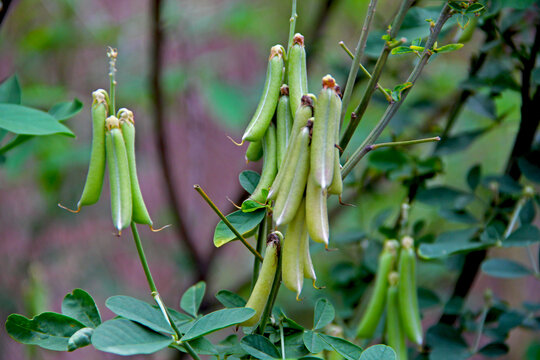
xmin=340 ymin=0 xmax=379 ymax=126
xmin=287 ymin=0 xmax=298 ymax=52
xmin=342 ymin=3 xmax=452 ymax=179
xmin=150 ymin=0 xmax=208 ymax=281
xmin=340 ymin=0 xmax=415 ymax=151
xmin=0 ymin=0 xmax=12 ymax=27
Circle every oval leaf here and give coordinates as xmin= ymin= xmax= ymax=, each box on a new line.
xmin=49 ymin=99 xmax=83 ymax=121
xmin=319 ymin=334 xmax=363 ymax=360
xmin=181 ymin=308 xmax=256 ymax=341
xmin=106 ymin=295 xmax=173 ymax=334
xmin=0 ymin=103 xmax=74 ymax=136
xmin=303 ymin=331 xmax=326 ymax=354
xmin=503 ymin=225 xmax=540 ymax=247
xmin=67 ymin=327 xmax=93 ymax=351
xmin=313 ymin=298 xmax=335 ymax=330
xmin=5 ymin=312 xmax=85 ymax=351
xmin=215 ymin=290 xmax=247 ymax=308
xmin=92 ymin=319 xmax=172 ymax=355
xmin=180 ymin=281 xmax=206 ymax=317
xmin=62 ymin=288 xmax=101 ymax=328
xmin=213 ymin=209 xmax=265 ymax=247
xmin=0 ymin=75 xmax=21 ymax=104
xmin=359 ymin=344 xmax=395 ymax=360
xmin=239 ymin=170 xmax=261 ymax=194
xmin=240 ymin=334 xmax=281 ymax=360
xmin=481 ymin=259 xmax=532 ymax=278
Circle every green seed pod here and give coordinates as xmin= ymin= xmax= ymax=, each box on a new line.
xmin=274 ymin=126 xmax=311 ymax=227
xmin=59 ymin=89 xmax=109 ymax=213
xmin=398 ymin=236 xmax=423 ymax=346
xmin=356 ymin=240 xmax=398 ymax=339
xmin=282 ymin=199 xmax=306 ymax=299
xmin=242 ymin=45 xmax=285 ymax=143
xmin=118 ymin=109 xmax=153 ymax=227
xmin=305 ymin=175 xmax=329 ymax=247
xmin=328 ymin=97 xmax=343 ymax=196
xmin=310 ymin=75 xmax=341 ymax=189
xmin=302 ymin=216 xmax=317 ymax=286
xmin=245 ymin=140 xmax=263 ymax=163
xmin=241 ymin=233 xmax=280 ymax=327
xmin=268 ymin=95 xmax=313 ymax=201
xmin=288 ymin=33 xmax=308 ymax=115
xmin=276 ymin=85 xmax=293 ymax=169
xmin=386 ymin=272 xmax=408 ymax=360
xmin=105 ymin=116 xmax=132 ymax=234
xmin=250 ymin=123 xmax=278 ymax=204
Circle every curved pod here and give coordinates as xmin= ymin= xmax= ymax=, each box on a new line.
xmin=242 ymin=45 xmax=285 ymax=143
xmin=288 ymin=33 xmax=308 ymax=115
xmin=276 ymin=85 xmax=293 ymax=169
xmin=282 ymin=200 xmax=306 ymax=298
xmin=105 ymin=116 xmax=132 ymax=233
xmin=305 ymin=176 xmax=329 ymax=246
xmin=241 ymin=234 xmax=280 ymax=327
xmin=386 ymin=274 xmax=408 ymax=360
xmin=250 ymin=124 xmax=278 ymax=204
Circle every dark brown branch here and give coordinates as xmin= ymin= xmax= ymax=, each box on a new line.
xmin=150 ymin=0 xmax=208 ymax=281
xmin=0 ymin=0 xmax=13 ymax=27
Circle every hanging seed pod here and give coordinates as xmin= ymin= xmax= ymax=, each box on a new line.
xmin=274 ymin=125 xmax=311 ymax=227
xmin=305 ymin=176 xmax=329 ymax=247
xmin=288 ymin=33 xmax=308 ymax=115
xmin=282 ymin=200 xmax=306 ymax=299
xmin=356 ymin=240 xmax=398 ymax=339
xmin=276 ymin=85 xmax=293 ymax=169
xmin=241 ymin=232 xmax=280 ymax=327
xmin=241 ymin=45 xmax=285 ymax=143
xmin=105 ymin=116 xmax=132 ymax=234
xmin=245 ymin=140 xmax=263 ymax=163
xmin=310 ymin=75 xmax=341 ymax=189
xmin=301 ymin=210 xmax=317 ymax=287
xmin=250 ymin=124 xmax=278 ymax=204
xmin=327 ymin=106 xmax=343 ymax=197
xmin=386 ymin=272 xmax=408 ymax=360
xmin=59 ymin=89 xmax=109 ymax=213
xmin=268 ymin=95 xmax=313 ymax=201
xmin=398 ymin=236 xmax=423 ymax=346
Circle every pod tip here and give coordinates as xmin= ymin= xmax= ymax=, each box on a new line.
xmin=270 ymin=45 xmax=285 ymax=59
xmin=293 ymin=33 xmax=304 ymax=46
xmin=58 ymin=203 xmax=81 ymax=214
xmin=322 ymin=74 xmax=336 ymax=89
xmin=227 ymin=135 xmax=244 ymax=146
xmin=280 ymin=84 xmax=289 ymax=96
xmin=106 ymin=116 xmax=120 ymax=130
xmin=150 ymin=224 xmax=172 ymax=232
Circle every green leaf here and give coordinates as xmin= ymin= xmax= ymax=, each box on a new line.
xmin=483 ymin=175 xmax=522 ymax=195
xmin=239 ymin=170 xmax=261 ymax=194
xmin=479 ymin=342 xmax=509 ymax=357
xmin=418 ymin=287 xmax=441 ymax=309
xmin=481 ymin=259 xmax=532 ymax=278
xmin=416 ymin=186 xmax=472 ymax=209
xmin=466 ymin=164 xmax=481 ymax=191
xmin=180 ymin=281 xmax=206 ymax=317
xmin=240 ymin=334 xmax=281 ymax=360
xmin=466 ymin=3 xmax=485 ymax=13
xmin=173 ymin=337 xmax=219 ymax=356
xmin=215 ymin=290 xmax=247 ymax=308
xmin=92 ymin=319 xmax=172 ymax=355
xmin=181 ymin=308 xmax=256 ymax=341
xmin=368 ymin=148 xmax=408 ymax=172
xmin=419 ymin=239 xmax=491 ymax=259
xmin=313 ymin=298 xmax=335 ymax=330
xmin=48 ymin=99 xmax=83 ymax=121
xmin=391 ymin=46 xmax=413 ymax=55
xmin=426 ymin=324 xmax=469 ymax=360
xmin=319 ymin=334 xmax=363 ymax=360
xmin=216 ymin=334 xmax=247 ymax=357
xmin=435 ymin=129 xmax=486 ymax=155
xmin=213 ymin=209 xmax=266 ymax=247
xmin=67 ymin=327 xmax=93 ymax=351
xmin=106 ymin=295 xmax=173 ymax=334
xmin=0 ymin=104 xmax=74 ymax=136
xmin=5 ymin=312 xmax=85 ymax=351
xmin=0 ymin=75 xmax=21 ymax=104
xmin=303 ymin=331 xmax=326 ymax=354
xmin=503 ymin=225 xmax=540 ymax=247
xmin=359 ymin=344 xmax=395 ymax=360
xmin=435 ymin=43 xmax=464 ymax=53
xmin=438 ymin=209 xmax=478 ymax=224
xmin=61 ymin=289 xmax=101 ymax=328
xmin=518 ymin=158 xmax=540 ymax=183
xmin=283 ymin=331 xmax=310 ymax=358
xmin=242 ymin=199 xmax=267 ymax=213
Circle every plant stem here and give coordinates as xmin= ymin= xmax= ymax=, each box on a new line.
xmin=340 ymin=0 xmax=378 ymax=126
xmin=472 ymin=304 xmax=489 ymax=353
xmin=130 ymin=222 xmax=184 ymax=342
xmin=339 ymin=0 xmax=415 ymax=152
xmin=193 ymin=185 xmax=263 ymax=261
xmin=287 ymin=0 xmax=298 ymax=52
xmin=256 ymin=255 xmax=282 ymax=335
xmin=526 ymin=246 xmax=539 ymax=275
xmin=279 ymin=321 xmax=286 ymax=360
xmin=339 ymin=41 xmax=392 ymax=102
xmin=370 ymin=136 xmax=440 ymax=150
xmin=183 ymin=342 xmax=202 ymax=360
xmin=342 ymin=3 xmax=452 ymax=179
xmin=107 ymin=47 xmax=117 ymax=115
xmin=252 ymin=213 xmax=268 ymax=290
xmin=503 ymin=196 xmax=526 ymax=239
